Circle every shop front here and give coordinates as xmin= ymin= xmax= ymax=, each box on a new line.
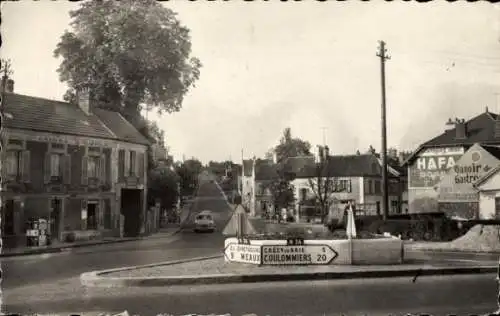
xmin=437 ymin=143 xmax=500 ymax=219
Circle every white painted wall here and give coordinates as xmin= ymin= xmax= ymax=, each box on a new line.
xmin=479 ymin=192 xmax=496 ymax=219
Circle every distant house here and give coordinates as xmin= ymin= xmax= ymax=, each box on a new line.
xmin=404 ymin=107 xmax=500 ymax=217
xmin=239 ymin=158 xmax=277 ymax=217
xmin=286 ymin=151 xmax=405 ymax=221
xmin=1 ymin=81 xmax=150 ymax=249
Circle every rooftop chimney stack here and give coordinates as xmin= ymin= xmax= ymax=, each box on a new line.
xmin=324 ymin=145 xmax=330 ymax=159
xmin=5 ymin=79 xmax=14 ymax=93
xmin=317 ymin=145 xmax=325 ymax=163
xmin=454 ymin=118 xmax=467 ymax=139
xmin=77 ymin=87 xmax=91 ymax=115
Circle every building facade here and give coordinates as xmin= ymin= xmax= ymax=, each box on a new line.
xmin=405 ymin=108 xmax=500 ymax=217
xmin=289 ymin=153 xmax=405 ymax=220
xmin=1 ymin=86 xmax=149 ymax=249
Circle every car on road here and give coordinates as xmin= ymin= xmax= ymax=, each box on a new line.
xmin=194 ymin=210 xmax=216 ymax=233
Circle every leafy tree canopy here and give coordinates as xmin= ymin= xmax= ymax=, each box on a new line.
xmin=273 ymin=127 xmax=312 ymax=165
xmin=54 ymin=0 xmax=202 ymax=122
xmin=148 ymin=164 xmax=179 ymax=209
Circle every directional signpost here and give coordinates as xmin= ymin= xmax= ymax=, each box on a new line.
xmin=224 ymin=242 xmax=261 ymax=264
xmin=261 ymin=244 xmax=338 ymax=265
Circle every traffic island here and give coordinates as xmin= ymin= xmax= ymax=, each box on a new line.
xmin=80 ymin=255 xmax=497 ymax=288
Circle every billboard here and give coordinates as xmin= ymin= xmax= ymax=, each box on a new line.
xmin=409 ymin=147 xmax=464 ymax=188
xmin=438 ymin=144 xmax=500 ymax=203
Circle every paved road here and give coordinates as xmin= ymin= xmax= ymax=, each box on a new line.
xmin=2 ymin=179 xmax=232 ymax=314
xmin=3 ymin=176 xmax=499 ymax=315
xmin=5 ymin=274 xmax=500 ymax=315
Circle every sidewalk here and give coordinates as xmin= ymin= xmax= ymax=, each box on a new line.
xmin=0 ymin=226 xmax=182 ymax=258
xmin=81 ymin=254 xmax=498 ymax=288
xmin=1 ymin=204 xmax=194 ymax=258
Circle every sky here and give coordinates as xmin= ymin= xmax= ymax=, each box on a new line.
xmin=2 ymin=1 xmax=500 ymax=164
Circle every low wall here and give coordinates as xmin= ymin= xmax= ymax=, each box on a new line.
xmin=351 ymin=238 xmax=403 ymax=265
xmin=224 ymin=236 xmax=403 ymax=266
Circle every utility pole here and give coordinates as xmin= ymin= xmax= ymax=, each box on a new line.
xmin=1 ymin=60 xmax=13 ymax=278
xmin=377 ymin=41 xmax=390 ymax=221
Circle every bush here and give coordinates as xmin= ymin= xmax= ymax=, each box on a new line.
xmin=367 ymin=218 xmax=462 ymax=241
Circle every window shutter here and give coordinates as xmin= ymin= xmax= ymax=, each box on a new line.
xmin=21 ymin=150 xmax=31 ymax=182
xmin=118 ymin=149 xmax=125 ymax=181
xmin=44 ymin=152 xmax=51 ymax=184
xmin=100 ymin=155 xmax=106 ymax=185
xmin=63 ymin=154 xmax=71 ymax=185
xmin=124 ymin=150 xmax=130 ymax=178
xmin=82 ymin=156 xmax=89 ymax=185
xmin=137 ymin=152 xmax=144 ymax=182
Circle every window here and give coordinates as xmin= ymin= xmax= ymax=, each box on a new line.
xmin=338 ymin=179 xmax=352 ymax=193
xmin=87 ymin=156 xmax=100 ymax=178
xmin=374 ymin=180 xmax=381 ymax=194
xmin=50 ymin=153 xmax=62 ymax=177
xmin=6 ymin=150 xmax=21 ymax=179
xmin=300 ymin=188 xmax=308 ymax=201
xmin=129 ymin=151 xmax=137 ymax=176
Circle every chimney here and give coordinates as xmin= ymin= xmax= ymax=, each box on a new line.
xmin=77 ymin=87 xmax=91 ymax=115
xmin=455 ymin=118 xmax=467 ymax=139
xmin=388 ymin=148 xmax=398 ymax=160
xmin=317 ymin=145 xmax=325 ymax=163
xmin=324 ymin=145 xmax=330 ymax=159
xmin=5 ymin=79 xmax=14 ymax=93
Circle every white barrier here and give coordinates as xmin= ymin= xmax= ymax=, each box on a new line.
xmin=224 ymin=236 xmax=403 ymax=266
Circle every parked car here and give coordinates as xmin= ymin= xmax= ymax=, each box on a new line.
xmin=194 ymin=210 xmax=216 ymax=233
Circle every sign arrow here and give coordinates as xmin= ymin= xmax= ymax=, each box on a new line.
xmin=262 ymin=245 xmax=338 ymax=265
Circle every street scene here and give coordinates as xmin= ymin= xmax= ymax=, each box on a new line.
xmin=2 ymin=1 xmax=500 ymax=316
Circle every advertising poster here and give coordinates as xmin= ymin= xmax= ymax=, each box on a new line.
xmin=438 ymin=143 xmax=500 ymax=203
xmin=408 ymin=146 xmax=464 ymax=214
xmin=409 ymin=147 xmax=464 ymax=188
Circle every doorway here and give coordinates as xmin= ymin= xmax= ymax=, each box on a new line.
xmin=50 ymin=198 xmax=62 ymax=241
xmin=120 ymin=189 xmax=142 ymax=237
xmin=87 ymin=202 xmax=98 ymax=230
xmin=3 ymin=199 xmax=15 ymax=236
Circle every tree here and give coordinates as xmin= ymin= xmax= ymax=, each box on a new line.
xmin=273 ymin=127 xmax=312 ymax=164
xmin=307 ymin=145 xmax=347 ymax=223
xmin=263 ymin=128 xmax=311 ymax=217
xmin=54 ymin=0 xmax=202 ymax=126
xmin=148 ymin=164 xmax=179 ymax=211
xmin=175 ymin=158 xmax=203 ymax=197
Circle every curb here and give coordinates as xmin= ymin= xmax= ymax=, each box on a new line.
xmin=0 ymin=227 xmax=183 ymax=258
xmin=81 ymin=257 xmax=498 ymax=288
xmin=405 ymin=247 xmax=500 ymax=255
xmin=81 ymin=255 xmax=223 ymax=287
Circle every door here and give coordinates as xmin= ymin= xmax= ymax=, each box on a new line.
xmin=50 ymin=198 xmax=62 ymax=240
xmin=87 ymin=202 xmax=98 ymax=230
xmin=3 ymin=200 xmax=14 ymax=236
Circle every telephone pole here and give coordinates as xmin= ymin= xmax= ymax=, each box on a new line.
xmin=377 ymin=41 xmax=390 ymax=221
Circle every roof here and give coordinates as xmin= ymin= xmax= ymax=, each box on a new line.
xmin=295 ymin=154 xmax=401 ymax=179
xmin=93 ymin=108 xmax=149 ymax=145
xmin=404 ymin=110 xmax=500 ymax=165
xmin=3 ymin=92 xmax=149 ymax=145
xmin=283 ymin=156 xmax=316 ymax=174
xmin=255 ymin=159 xmax=277 ymax=181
